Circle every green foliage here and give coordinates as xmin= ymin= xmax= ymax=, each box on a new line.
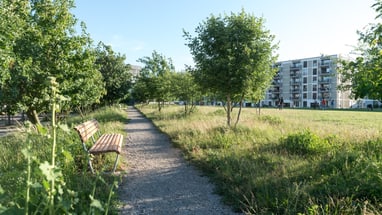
xmin=171 ymin=70 xmax=202 ymax=115
xmin=0 ymin=0 xmax=105 ymax=124
xmin=280 ymin=130 xmax=330 ymax=155
xmin=95 ymin=42 xmax=132 ymax=105
xmin=259 ymin=115 xmax=282 ymax=125
xmin=184 ymin=9 xmax=278 ymax=126
xmin=134 ymin=51 xmax=175 ymax=111
xmin=0 ymin=105 xmax=125 ymax=214
xmin=338 ymin=1 xmax=382 ymax=101
xmin=138 ymin=105 xmax=382 ymax=214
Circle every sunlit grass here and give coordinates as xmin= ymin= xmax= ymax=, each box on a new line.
xmin=137 ymin=104 xmax=382 ymax=214
xmin=0 ymin=106 xmax=127 ymax=214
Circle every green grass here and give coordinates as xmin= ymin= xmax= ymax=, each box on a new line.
xmin=137 ymin=104 xmax=382 ymax=214
xmin=0 ymin=106 xmax=128 ymax=214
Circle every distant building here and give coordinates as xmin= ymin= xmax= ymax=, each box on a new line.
xmin=129 ymin=65 xmax=141 ymax=83
xmin=262 ymin=54 xmax=354 ymax=108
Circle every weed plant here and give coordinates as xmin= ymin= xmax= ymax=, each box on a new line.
xmin=137 ymin=104 xmax=382 ymax=214
xmin=0 ymin=79 xmax=127 ymax=214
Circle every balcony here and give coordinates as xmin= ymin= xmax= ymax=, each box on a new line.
xmin=319 ymin=87 xmax=330 ymax=92
xmin=320 ymin=67 xmax=332 ymax=75
xmin=291 ymin=94 xmax=300 ymax=100
xmin=291 ymin=78 xmax=300 ymax=83
xmin=291 ymin=88 xmax=300 ymax=93
xmin=318 ymin=79 xmax=331 ymax=83
xmin=290 ymin=65 xmax=301 ymax=71
xmin=272 ymin=80 xmax=282 ymax=86
xmin=320 ymin=59 xmax=331 ymax=68
xmin=290 ymin=71 xmax=300 ymax=77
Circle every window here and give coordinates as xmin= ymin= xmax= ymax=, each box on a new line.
xmin=303 ymin=77 xmax=307 ymax=83
xmin=313 ymin=93 xmax=317 ymax=99
xmin=313 ymin=68 xmax=317 ymax=75
xmin=302 ymin=68 xmax=308 ymax=76
xmin=313 ymin=76 xmax=317 ymax=82
xmin=313 ymin=85 xmax=317 ymax=91
xmin=303 ymin=93 xmax=307 ymax=99
xmin=303 ymin=61 xmax=307 ymax=68
xmin=313 ymin=60 xmax=317 ymax=67
xmin=303 ymin=85 xmax=307 ymax=91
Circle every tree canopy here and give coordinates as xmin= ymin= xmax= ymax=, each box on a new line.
xmin=338 ymin=1 xmax=382 ymax=101
xmin=0 ymin=0 xmax=105 ymax=124
xmin=134 ymin=51 xmax=175 ymax=112
xmin=171 ymin=70 xmax=202 ymax=115
xmin=95 ymin=42 xmax=132 ymax=106
xmin=184 ymin=10 xmax=278 ymax=126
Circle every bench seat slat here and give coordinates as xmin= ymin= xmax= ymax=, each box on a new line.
xmin=89 ymin=134 xmax=123 ymax=154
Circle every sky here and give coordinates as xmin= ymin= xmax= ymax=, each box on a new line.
xmin=72 ymin=0 xmax=378 ymax=70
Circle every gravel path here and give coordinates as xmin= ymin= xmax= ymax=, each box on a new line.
xmin=118 ymin=106 xmax=241 ymax=215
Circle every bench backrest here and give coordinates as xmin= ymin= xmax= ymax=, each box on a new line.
xmin=74 ymin=119 xmax=100 ymax=143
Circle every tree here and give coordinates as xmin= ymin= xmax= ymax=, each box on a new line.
xmin=95 ymin=42 xmax=132 ymax=106
xmin=172 ymin=69 xmax=202 ymax=115
xmin=1 ymin=0 xmax=105 ymax=124
xmin=136 ymin=51 xmax=175 ymax=112
xmin=0 ymin=0 xmax=29 ymax=119
xmin=184 ymin=10 xmax=278 ymax=127
xmin=338 ymin=1 xmax=382 ymax=101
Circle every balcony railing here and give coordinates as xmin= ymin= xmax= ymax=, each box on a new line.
xmin=318 ymin=79 xmax=331 ymax=83
xmin=290 ymin=66 xmax=301 ymax=71
xmin=319 ymin=88 xmax=330 ymax=92
xmin=291 ymin=88 xmax=300 ymax=93
xmin=290 ymin=72 xmax=300 ymax=77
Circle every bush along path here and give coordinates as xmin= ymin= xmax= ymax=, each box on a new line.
xmin=118 ymin=106 xmax=241 ymax=215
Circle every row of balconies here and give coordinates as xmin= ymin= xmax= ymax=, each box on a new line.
xmin=271 ymin=79 xmax=332 ymax=86
xmin=269 ymin=85 xmax=331 ymax=94
xmin=269 ymin=93 xmax=333 ymax=101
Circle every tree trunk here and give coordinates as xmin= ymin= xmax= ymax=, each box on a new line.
xmin=7 ymin=114 xmax=11 ymax=126
xmin=258 ymin=100 xmax=261 ymax=115
xmin=158 ymin=101 xmax=162 ymax=112
xmin=226 ymin=94 xmax=231 ymax=127
xmin=235 ymin=93 xmax=245 ymax=127
xmin=26 ymin=108 xmax=41 ymax=125
xmin=184 ymin=103 xmax=188 ymax=116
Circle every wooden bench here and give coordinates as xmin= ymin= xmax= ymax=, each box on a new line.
xmin=74 ymin=119 xmax=123 ymax=173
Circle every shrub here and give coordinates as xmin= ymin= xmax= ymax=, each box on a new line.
xmin=259 ymin=115 xmax=282 ymax=125
xmin=280 ymin=130 xmax=330 ymax=155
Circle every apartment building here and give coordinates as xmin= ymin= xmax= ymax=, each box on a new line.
xmin=129 ymin=65 xmax=142 ymax=83
xmin=262 ymin=55 xmax=353 ymax=108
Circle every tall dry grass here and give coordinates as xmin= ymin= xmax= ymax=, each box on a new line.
xmin=138 ymin=104 xmax=382 ymax=214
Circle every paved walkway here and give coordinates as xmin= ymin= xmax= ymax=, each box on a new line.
xmin=118 ymin=106 xmax=240 ymax=215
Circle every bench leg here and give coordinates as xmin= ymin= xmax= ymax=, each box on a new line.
xmin=112 ymin=154 xmax=120 ymax=173
xmin=88 ymin=154 xmax=95 ymax=174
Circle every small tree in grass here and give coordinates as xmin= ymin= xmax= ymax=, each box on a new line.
xmin=136 ymin=51 xmax=175 ymax=112
xmin=172 ymin=69 xmax=202 ymax=116
xmin=184 ymin=10 xmax=278 ymax=127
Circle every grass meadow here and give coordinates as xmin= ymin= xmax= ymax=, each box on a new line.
xmin=137 ymin=104 xmax=382 ymax=214
xmin=0 ymin=107 xmax=127 ymax=214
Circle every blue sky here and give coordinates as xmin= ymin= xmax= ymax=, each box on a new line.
xmin=72 ymin=0 xmax=377 ymax=70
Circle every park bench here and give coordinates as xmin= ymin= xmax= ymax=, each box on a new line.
xmin=74 ymin=119 xmax=123 ymax=174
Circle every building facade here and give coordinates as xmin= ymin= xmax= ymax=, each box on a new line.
xmin=129 ymin=65 xmax=142 ymax=83
xmin=262 ymin=55 xmax=353 ymax=108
